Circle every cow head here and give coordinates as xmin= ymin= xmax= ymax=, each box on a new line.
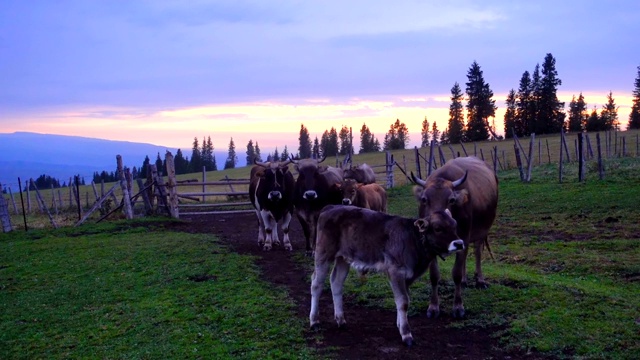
xmin=338 ymin=178 xmax=360 ymax=205
xmin=254 ymin=159 xmax=292 ymax=201
xmin=414 ymin=209 xmax=465 ymax=257
xmin=411 ymin=171 xmax=469 ymax=218
xmin=292 ymin=157 xmax=339 ymax=201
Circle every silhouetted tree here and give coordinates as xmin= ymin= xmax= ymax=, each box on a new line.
xmin=254 ymin=141 xmax=263 ymax=162
xmin=585 ymin=107 xmax=604 ymax=131
xmin=600 ymin=91 xmax=619 ymax=130
xmin=359 ymin=123 xmax=379 ymax=153
xmin=515 ymin=70 xmax=534 ymax=137
xmin=140 ymin=155 xmax=151 ymax=178
xmin=174 ymin=149 xmax=190 ymax=174
xmin=320 ymin=128 xmax=339 ymax=157
xmin=189 ymin=137 xmax=202 ymax=172
xmin=298 ymin=124 xmax=312 ymax=158
xmin=465 ymin=61 xmax=495 ymax=141
xmin=246 ymin=139 xmax=256 ymax=166
xmin=503 ymin=89 xmax=517 ymax=139
xmin=280 ymin=146 xmax=290 ymax=162
xmin=567 ymin=93 xmax=587 ymax=132
xmin=536 ymin=53 xmax=565 ymax=133
xmin=312 ymin=136 xmax=321 ymax=158
xmin=338 ymin=125 xmax=353 ymax=156
xmin=431 ymin=121 xmax=440 ymax=145
xmin=224 ymin=137 xmax=237 ymax=169
xmin=448 ymin=82 xmax=465 ymax=143
xmin=155 ymin=153 xmax=163 ymax=174
xmin=202 ymin=136 xmax=216 ymax=171
xmin=420 ymin=117 xmax=430 ymax=148
xmin=383 ymin=119 xmax=409 ymax=150
xmin=629 ymin=65 xmax=640 ymax=129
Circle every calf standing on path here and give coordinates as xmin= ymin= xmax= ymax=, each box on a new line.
xmin=310 ymin=205 xmax=465 ymax=347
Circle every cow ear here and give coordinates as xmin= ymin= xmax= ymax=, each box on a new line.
xmin=454 ymin=189 xmax=469 ymax=206
xmin=412 ymin=186 xmax=423 ymax=200
xmin=414 ymin=219 xmax=429 ymax=233
xmin=335 ymin=182 xmax=342 ymax=189
xmin=255 ymin=169 xmax=265 ymax=177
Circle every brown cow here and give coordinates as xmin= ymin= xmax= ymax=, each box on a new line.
xmin=310 ymin=205 xmax=464 ymax=346
xmin=338 ymin=178 xmax=387 ymax=212
xmin=411 ymin=156 xmax=498 ymax=319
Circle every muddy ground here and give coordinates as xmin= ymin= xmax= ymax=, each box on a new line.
xmin=174 ymin=212 xmax=550 ymax=360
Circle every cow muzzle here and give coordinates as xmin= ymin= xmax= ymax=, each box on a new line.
xmin=447 ymin=239 xmax=465 ymax=253
xmin=341 ymin=199 xmax=352 ymax=205
xmin=268 ymin=191 xmax=282 ymax=201
xmin=303 ymin=190 xmax=318 ymax=200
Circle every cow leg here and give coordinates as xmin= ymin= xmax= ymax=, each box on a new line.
xmin=451 ymin=248 xmax=468 ymax=319
xmin=281 ymin=211 xmax=293 ymax=251
xmin=474 ymin=238 xmax=489 ymax=289
xmin=330 ymin=257 xmax=350 ymax=328
xmin=297 ymin=212 xmax=313 ymax=256
xmin=388 ymin=269 xmax=413 ymax=347
xmin=254 ymin=209 xmax=266 ymax=247
xmin=310 ymin=259 xmax=331 ymax=329
xmin=271 ymin=218 xmax=281 ymax=247
xmin=427 ymin=259 xmax=441 ymax=318
xmin=260 ymin=210 xmax=275 ymax=251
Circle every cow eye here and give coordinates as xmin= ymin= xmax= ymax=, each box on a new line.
xmin=433 ymin=226 xmax=442 ymax=233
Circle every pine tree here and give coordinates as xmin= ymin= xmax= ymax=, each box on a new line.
xmin=383 ymin=119 xmax=409 ymax=150
xmin=189 ymin=137 xmax=202 ymax=172
xmin=338 ymin=125 xmax=353 ymax=156
xmin=202 ymin=136 xmax=215 ymax=171
xmin=530 ymin=64 xmax=541 ymax=134
xmin=600 ymin=91 xmax=619 ymax=130
xmin=431 ymin=121 xmax=440 ymax=145
xmin=320 ymin=128 xmax=339 ymax=157
xmin=174 ymin=149 xmax=189 ymax=174
xmin=280 ymin=146 xmax=289 ymax=162
xmin=515 ymin=71 xmax=534 ymax=137
xmin=629 ymin=65 xmax=640 ymax=129
xmin=585 ymin=107 xmax=603 ymax=131
xmin=537 ymin=53 xmax=565 ymax=134
xmin=273 ymin=147 xmax=279 ymax=162
xmin=140 ymin=155 xmax=151 ymax=177
xmin=465 ymin=61 xmax=496 ymax=141
xmin=298 ymin=124 xmax=312 ymax=159
xmin=246 ymin=139 xmax=256 ymax=165
xmin=224 ymin=137 xmax=237 ymax=169
xmin=448 ymin=82 xmax=465 ymax=143
xmin=503 ymin=89 xmax=517 ymax=139
xmin=155 ymin=153 xmax=163 ymax=174
xmin=312 ymin=137 xmax=321 ymax=158
xmin=567 ymin=93 xmax=587 ymax=132
xmin=254 ymin=142 xmax=262 ymax=162
xmin=420 ymin=117 xmax=430 ymax=148
xmin=360 ymin=123 xmax=373 ymax=153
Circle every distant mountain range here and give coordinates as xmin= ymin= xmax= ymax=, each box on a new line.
xmin=0 ymin=132 xmax=178 ymax=190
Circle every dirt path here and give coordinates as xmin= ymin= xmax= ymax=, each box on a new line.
xmin=178 ymin=213 xmax=548 ymax=359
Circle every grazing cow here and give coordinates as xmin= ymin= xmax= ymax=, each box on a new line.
xmin=310 ymin=205 xmax=465 ymax=346
xmin=411 ymin=156 xmax=498 ymax=319
xmin=249 ymin=160 xmax=295 ymax=251
xmin=343 ymin=163 xmax=376 ymax=184
xmin=291 ymin=156 xmax=343 ymax=255
xmin=338 ymin=178 xmax=387 ymax=212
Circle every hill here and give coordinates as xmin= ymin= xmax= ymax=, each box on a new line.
xmin=0 ymin=132 xmax=177 ymax=190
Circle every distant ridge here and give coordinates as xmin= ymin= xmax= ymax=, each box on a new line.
xmin=0 ymin=132 xmax=177 ymax=189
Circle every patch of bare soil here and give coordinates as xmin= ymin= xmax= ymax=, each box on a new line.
xmin=173 ymin=213 xmax=551 ymax=360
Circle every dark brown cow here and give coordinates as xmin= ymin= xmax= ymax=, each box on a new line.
xmin=291 ymin=156 xmax=344 ymax=255
xmin=338 ymin=178 xmax=387 ymax=212
xmin=411 ymin=156 xmax=498 ymax=319
xmin=249 ymin=160 xmax=295 ymax=251
xmin=310 ymin=205 xmax=465 ymax=346
xmin=343 ymin=163 xmax=376 ymax=184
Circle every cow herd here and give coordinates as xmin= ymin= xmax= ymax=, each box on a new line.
xmin=248 ymin=156 xmax=499 ymax=347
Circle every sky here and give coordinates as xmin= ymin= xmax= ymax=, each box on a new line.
xmin=1 ymin=0 xmax=639 ymax=163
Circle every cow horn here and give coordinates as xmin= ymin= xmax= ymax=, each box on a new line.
xmin=254 ymin=158 xmax=269 ymax=167
xmin=451 ymin=171 xmax=468 ymax=188
xmin=410 ymin=172 xmax=426 ymax=187
xmin=280 ymin=159 xmax=292 ymax=167
xmin=289 ymin=154 xmax=299 ymax=164
xmin=318 ymin=155 xmax=327 ymax=164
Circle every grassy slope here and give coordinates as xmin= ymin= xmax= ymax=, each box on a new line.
xmin=0 ymin=220 xmax=315 ymax=360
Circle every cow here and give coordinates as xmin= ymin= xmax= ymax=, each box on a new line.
xmin=343 ymin=163 xmax=376 ymax=184
xmin=338 ymin=178 xmax=387 ymax=213
xmin=411 ymin=156 xmax=498 ymax=319
xmin=291 ymin=156 xmax=344 ymax=255
xmin=310 ymin=205 xmax=465 ymax=347
xmin=249 ymin=159 xmax=295 ymax=251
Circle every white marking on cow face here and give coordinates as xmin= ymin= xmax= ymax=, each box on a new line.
xmin=447 ymin=239 xmax=465 ymax=253
xmin=268 ymin=191 xmax=282 ymax=201
xmin=342 ymin=198 xmax=352 ymax=205
xmin=303 ymin=190 xmax=318 ymax=200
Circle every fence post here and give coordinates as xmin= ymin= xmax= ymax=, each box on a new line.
xmin=0 ymin=182 xmax=13 ymax=232
xmin=385 ymin=151 xmax=394 ymax=189
xmin=578 ymin=133 xmax=585 ymax=182
xmin=559 ymin=131 xmax=565 ymax=183
xmin=561 ymin=130 xmax=571 ymax=162
xmin=165 ymin=151 xmax=179 ymax=219
xmin=117 ymin=155 xmax=134 ymax=219
xmin=414 ymin=146 xmax=422 ymax=179
xmin=596 ymin=133 xmax=604 ymax=180
xmin=136 ymin=178 xmax=153 ymax=215
xmin=514 ymin=143 xmax=524 ymax=182
xmin=526 ymin=134 xmax=535 ymax=182
xmin=8 ymin=187 xmax=18 ymax=214
xmin=428 ymin=140 xmax=435 ymax=176
xmin=30 ymin=179 xmax=58 ymax=229
xmin=202 ymin=166 xmax=207 ymax=202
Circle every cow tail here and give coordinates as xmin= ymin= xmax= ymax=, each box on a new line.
xmin=484 ymin=237 xmax=495 ymax=261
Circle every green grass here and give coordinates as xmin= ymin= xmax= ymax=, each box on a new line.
xmin=0 ymin=220 xmax=316 ymax=360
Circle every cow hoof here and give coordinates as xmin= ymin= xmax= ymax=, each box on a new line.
xmin=305 ymin=250 xmax=314 ymax=258
xmin=461 ymin=281 xmax=468 ymax=288
xmin=273 ymin=240 xmax=281 ymax=247
xmin=403 ymin=338 xmax=414 ymax=348
xmin=426 ymin=308 xmax=440 ymax=319
xmin=452 ymin=308 xmax=466 ymax=319
xmin=284 ymin=244 xmax=293 ymax=251
xmin=310 ymin=322 xmax=321 ymax=331
xmin=263 ymin=245 xmax=272 ymax=251
xmin=476 ymin=282 xmax=489 ymax=289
